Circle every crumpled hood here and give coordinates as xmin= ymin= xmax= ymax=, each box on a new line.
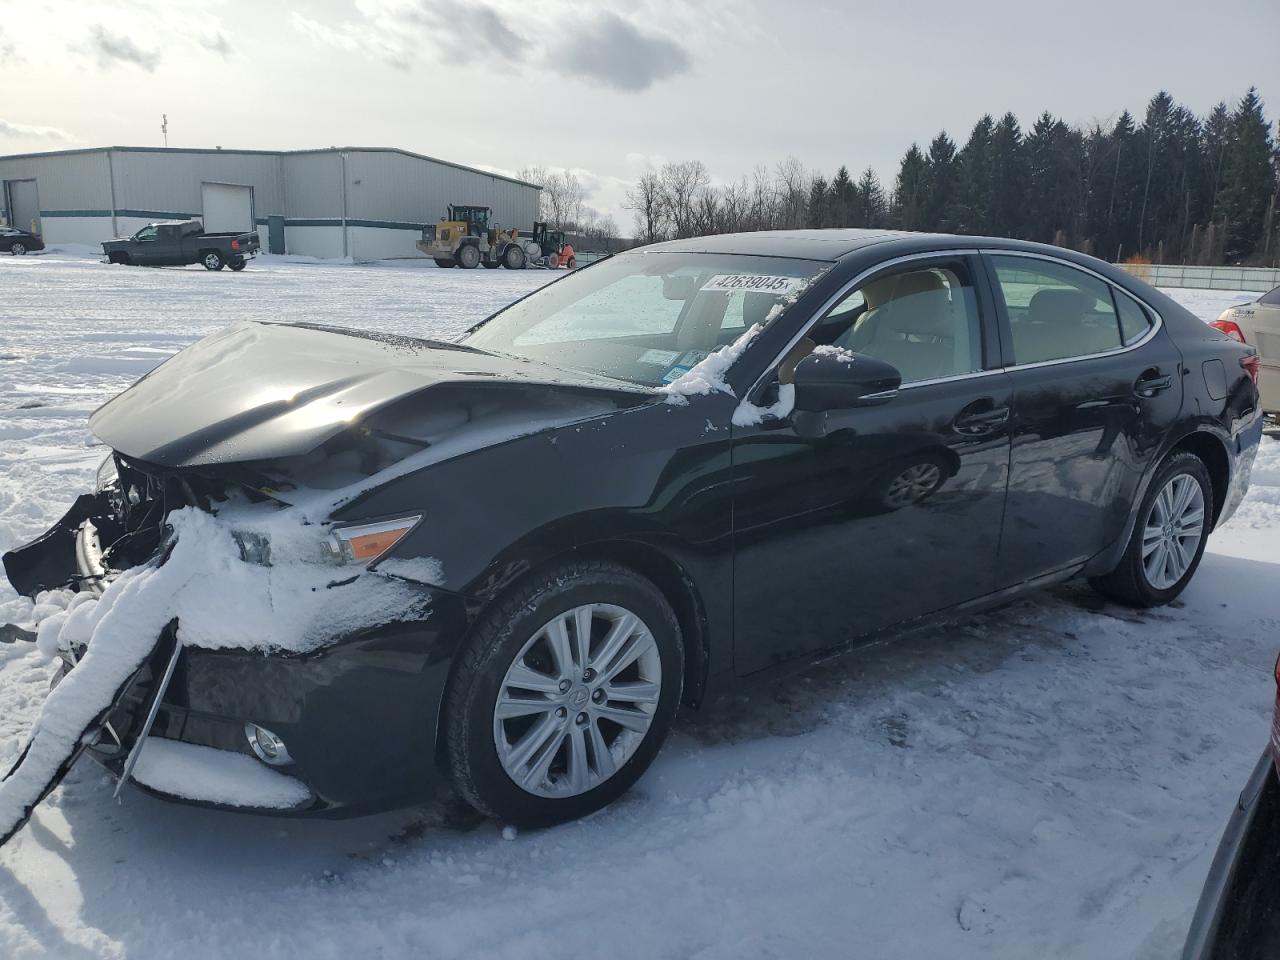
xmin=89 ymin=321 xmax=643 ymax=468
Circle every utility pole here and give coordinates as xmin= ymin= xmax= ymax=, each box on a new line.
xmin=161 ymin=114 xmax=168 ymax=148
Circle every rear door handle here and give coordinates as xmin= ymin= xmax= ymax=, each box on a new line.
xmin=1134 ymin=370 xmax=1173 ymax=397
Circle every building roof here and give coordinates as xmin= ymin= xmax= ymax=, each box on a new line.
xmin=0 ymin=145 xmax=542 ymax=190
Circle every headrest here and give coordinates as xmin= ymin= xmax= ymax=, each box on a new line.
xmin=879 ymin=287 xmax=954 ymax=338
xmin=743 ymin=293 xmax=782 ymax=328
xmin=1028 ymin=288 xmax=1089 ymax=325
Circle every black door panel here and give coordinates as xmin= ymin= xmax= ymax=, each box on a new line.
xmin=987 ymin=251 xmax=1185 ymax=585
xmin=731 ymin=374 xmax=1013 ymax=675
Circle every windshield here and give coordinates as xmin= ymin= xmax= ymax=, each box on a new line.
xmin=464 ymin=252 xmax=829 ymax=388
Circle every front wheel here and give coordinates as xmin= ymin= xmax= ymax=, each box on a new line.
xmin=201 ymin=250 xmax=225 ymax=271
xmin=1089 ymin=451 xmax=1213 ymax=607
xmin=446 ymin=560 xmax=683 ymax=827
xmin=502 ymin=244 xmax=526 ymax=270
xmin=456 ymin=244 xmax=481 ymax=269
xmin=10 ymin=242 xmax=26 ymax=256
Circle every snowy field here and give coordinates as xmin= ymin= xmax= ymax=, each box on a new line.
xmin=0 ymin=251 xmax=1276 ymax=959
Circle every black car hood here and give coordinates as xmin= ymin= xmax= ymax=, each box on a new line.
xmin=89 ymin=321 xmax=646 ymax=468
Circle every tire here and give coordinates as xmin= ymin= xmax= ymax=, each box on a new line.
xmin=433 ymin=258 xmax=455 ymax=268
xmin=566 ymin=256 xmax=577 ymax=270
xmin=446 ymin=560 xmax=683 ymax=827
xmin=10 ymin=242 xmax=26 ymax=256
xmin=228 ymin=256 xmax=246 ymax=272
xmin=481 ymin=260 xmax=499 ymax=269
xmin=1089 ymin=451 xmax=1213 ymax=607
xmin=502 ymin=244 xmax=526 ymax=270
xmin=201 ymin=250 xmax=225 ymax=271
xmin=456 ymin=244 xmax=481 ymax=269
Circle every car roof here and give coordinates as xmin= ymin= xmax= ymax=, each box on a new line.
xmin=634 ymin=229 xmax=1119 ymax=264
xmin=640 ymin=229 xmax=920 ymax=260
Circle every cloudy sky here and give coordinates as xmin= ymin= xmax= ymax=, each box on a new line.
xmin=1 ymin=0 xmax=1277 ymax=228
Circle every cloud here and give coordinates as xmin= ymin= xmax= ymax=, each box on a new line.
xmin=0 ymin=26 xmax=18 ymax=65
xmin=86 ymin=24 xmax=160 ymax=71
xmin=291 ymin=13 xmax=411 ymax=71
xmin=551 ymin=12 xmax=690 ymax=92
xmin=199 ymin=31 xmax=233 ymax=58
xmin=405 ymin=1 xmax=529 ymax=60
xmin=0 ymin=119 xmax=71 ymax=140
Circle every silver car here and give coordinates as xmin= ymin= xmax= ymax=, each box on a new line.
xmin=1213 ymin=285 xmax=1280 ymax=418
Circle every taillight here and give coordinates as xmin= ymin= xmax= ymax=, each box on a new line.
xmin=230 ymin=239 xmax=240 ymax=252
xmin=1210 ymin=318 xmax=1246 ymax=342
xmin=1242 ymin=354 xmax=1261 ymax=385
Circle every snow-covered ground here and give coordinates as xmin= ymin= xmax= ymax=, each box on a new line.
xmin=0 ymin=251 xmax=1275 ymax=959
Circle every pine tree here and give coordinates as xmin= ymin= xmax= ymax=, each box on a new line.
xmin=855 ymin=167 xmax=887 ymax=228
xmin=892 ymin=145 xmax=929 ymax=230
xmin=989 ymin=113 xmax=1026 ymax=237
xmin=950 ymin=115 xmax=995 ymax=235
xmin=829 ymin=166 xmax=856 ymax=227
xmin=1219 ymin=87 xmax=1275 ymax=261
xmin=1202 ymin=102 xmax=1231 ymax=221
xmin=807 ymin=175 xmax=829 ymax=228
xmin=923 ymin=132 xmax=958 ymax=231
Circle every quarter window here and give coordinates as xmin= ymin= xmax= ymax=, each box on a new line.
xmin=991 ymin=256 xmax=1127 ymax=364
xmin=1259 ymin=286 xmax=1280 ymax=306
xmin=1114 ymin=291 xmax=1153 ymax=345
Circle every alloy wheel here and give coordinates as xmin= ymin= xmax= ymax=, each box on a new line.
xmin=493 ymin=603 xmax=662 ymax=798
xmin=1141 ymin=473 xmax=1205 ymax=589
xmin=884 ymin=462 xmax=942 ymax=508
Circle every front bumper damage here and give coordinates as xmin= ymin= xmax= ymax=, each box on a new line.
xmin=3 ymin=482 xmax=470 ymax=822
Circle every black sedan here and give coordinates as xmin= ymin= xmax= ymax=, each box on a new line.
xmin=1 ymin=230 xmax=1265 ymax=828
xmin=0 ymin=226 xmax=43 ymax=255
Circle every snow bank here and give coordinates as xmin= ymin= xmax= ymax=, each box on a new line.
xmin=131 ymin=739 xmax=310 ymax=809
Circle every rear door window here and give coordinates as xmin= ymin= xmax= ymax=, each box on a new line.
xmin=1259 ymin=286 xmax=1280 ymax=306
xmin=990 ymin=256 xmax=1125 ymax=364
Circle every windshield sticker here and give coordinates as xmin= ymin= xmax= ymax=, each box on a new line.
xmin=638 ymin=348 xmax=681 ymax=366
xmin=677 ymin=350 xmax=709 ymax=367
xmin=661 ymin=365 xmax=691 ymax=385
xmin=701 ymin=274 xmax=805 ymax=295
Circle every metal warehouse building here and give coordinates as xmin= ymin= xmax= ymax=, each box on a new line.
xmin=0 ymin=146 xmax=542 ymax=260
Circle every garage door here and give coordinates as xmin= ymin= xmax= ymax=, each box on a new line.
xmin=201 ymin=182 xmax=253 ymax=233
xmin=7 ymin=180 xmax=40 ymax=235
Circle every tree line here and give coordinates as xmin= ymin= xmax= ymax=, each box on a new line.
xmin=622 ymin=88 xmax=1279 ymax=266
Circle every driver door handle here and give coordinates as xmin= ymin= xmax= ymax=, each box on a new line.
xmin=953 ymin=404 xmax=1010 ymax=436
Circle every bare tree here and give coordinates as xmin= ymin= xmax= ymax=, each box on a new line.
xmin=659 ymin=160 xmax=711 ymax=238
xmin=625 ymin=170 xmax=667 ymax=244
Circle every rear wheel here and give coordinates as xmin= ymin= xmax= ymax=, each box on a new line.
xmin=433 ymin=258 xmax=455 ymax=268
xmin=1089 ymin=451 xmax=1212 ymax=607
xmin=456 ymin=244 xmax=481 ymax=269
xmin=502 ymin=244 xmax=526 ymax=270
xmin=10 ymin=241 xmax=26 ymax=256
xmin=201 ymin=250 xmax=225 ymax=271
xmin=446 ymin=560 xmax=683 ymax=827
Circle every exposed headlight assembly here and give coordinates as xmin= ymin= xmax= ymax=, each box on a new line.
xmin=95 ymin=453 xmax=119 ymax=493
xmin=327 ymin=516 xmax=422 ymax=565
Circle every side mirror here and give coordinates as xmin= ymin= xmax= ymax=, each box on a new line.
xmin=792 ymin=350 xmax=901 ymax=412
